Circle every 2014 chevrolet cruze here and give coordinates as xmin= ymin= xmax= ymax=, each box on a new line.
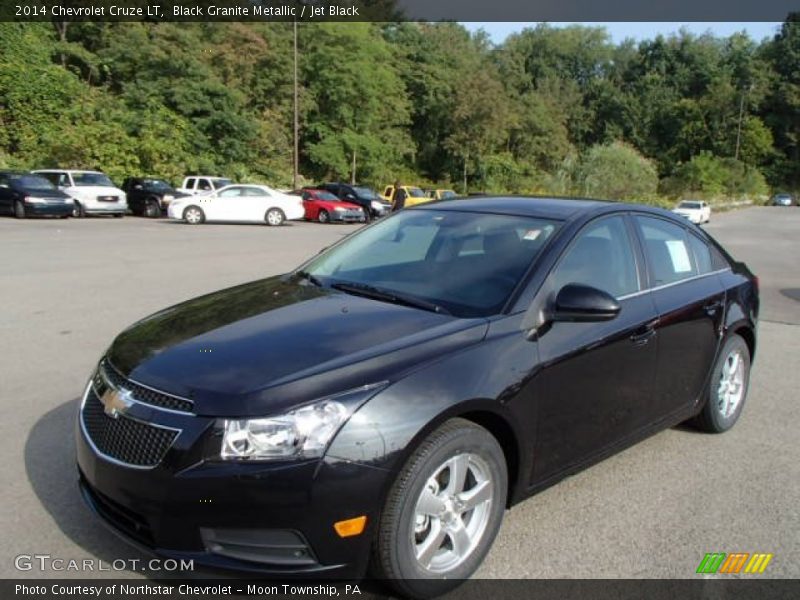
xmin=76 ymin=197 xmax=758 ymax=598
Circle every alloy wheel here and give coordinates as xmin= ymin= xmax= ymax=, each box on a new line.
xmin=717 ymin=349 xmax=745 ymax=418
xmin=411 ymin=453 xmax=493 ymax=574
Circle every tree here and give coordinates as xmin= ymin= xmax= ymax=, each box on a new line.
xmin=578 ymin=142 xmax=659 ymax=200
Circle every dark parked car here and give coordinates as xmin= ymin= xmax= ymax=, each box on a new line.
xmin=319 ymin=182 xmax=390 ymax=221
xmin=0 ymin=170 xmax=73 ymax=218
xmin=122 ymin=177 xmax=188 ymax=217
xmin=76 ymin=197 xmax=758 ymax=598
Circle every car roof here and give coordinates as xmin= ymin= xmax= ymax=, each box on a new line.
xmin=34 ymin=169 xmax=104 ymax=174
xmin=413 ymin=195 xmax=618 ymax=220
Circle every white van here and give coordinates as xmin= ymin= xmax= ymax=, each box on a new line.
xmin=33 ymin=169 xmax=127 ymax=218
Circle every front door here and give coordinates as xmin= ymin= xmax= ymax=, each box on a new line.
xmin=533 ymin=215 xmax=659 ymax=483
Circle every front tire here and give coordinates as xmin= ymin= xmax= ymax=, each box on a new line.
xmin=72 ymin=201 xmax=85 ymax=218
xmin=265 ymin=208 xmax=285 ymax=226
xmin=318 ymin=209 xmax=330 ymax=224
xmin=692 ymin=334 xmax=751 ymax=433
xmin=14 ymin=200 xmax=26 ymax=219
xmin=183 ymin=205 xmax=205 ymax=225
xmin=372 ymin=418 xmax=507 ymax=598
xmin=144 ymin=198 xmax=161 ymax=218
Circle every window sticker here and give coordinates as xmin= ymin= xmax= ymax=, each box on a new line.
xmin=523 ymin=229 xmax=541 ymax=241
xmin=665 ymin=240 xmax=692 ymax=273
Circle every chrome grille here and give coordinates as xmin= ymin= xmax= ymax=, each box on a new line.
xmin=81 ymin=387 xmax=178 ymax=468
xmin=98 ymin=360 xmax=194 ymax=413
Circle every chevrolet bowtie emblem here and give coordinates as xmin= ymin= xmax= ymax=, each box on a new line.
xmin=100 ymin=386 xmax=134 ymax=419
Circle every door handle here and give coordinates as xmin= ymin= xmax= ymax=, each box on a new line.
xmin=630 ymin=319 xmax=658 ymax=347
xmin=703 ymin=300 xmax=724 ymax=315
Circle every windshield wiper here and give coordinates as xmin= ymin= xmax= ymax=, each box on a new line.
xmin=331 ymin=282 xmax=450 ymax=315
xmin=294 ymin=270 xmax=323 ymax=287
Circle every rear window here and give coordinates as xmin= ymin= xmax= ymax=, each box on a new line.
xmin=678 ymin=201 xmax=702 ymax=209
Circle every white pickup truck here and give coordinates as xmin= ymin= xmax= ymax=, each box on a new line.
xmin=176 ymin=176 xmax=233 ymax=196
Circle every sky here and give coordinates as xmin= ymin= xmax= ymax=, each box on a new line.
xmin=462 ymin=22 xmax=783 ymax=44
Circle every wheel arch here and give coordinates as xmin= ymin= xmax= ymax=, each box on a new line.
xmin=731 ymin=324 xmax=756 ymax=362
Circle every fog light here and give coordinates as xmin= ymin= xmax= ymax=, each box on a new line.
xmin=334 ymin=516 xmax=367 ymax=538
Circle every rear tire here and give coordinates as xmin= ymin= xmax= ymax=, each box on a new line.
xmin=371 ymin=418 xmax=507 ymax=598
xmin=14 ymin=200 xmax=26 ymax=219
xmin=692 ymin=334 xmax=750 ymax=433
xmin=265 ymin=208 xmax=285 ymax=226
xmin=113 ymin=213 xmax=124 ymax=219
xmin=183 ymin=205 xmax=205 ymax=225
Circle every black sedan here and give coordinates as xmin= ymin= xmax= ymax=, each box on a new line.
xmin=76 ymin=197 xmax=758 ymax=598
xmin=0 ymin=171 xmax=73 ymax=218
xmin=121 ymin=177 xmax=188 ymax=217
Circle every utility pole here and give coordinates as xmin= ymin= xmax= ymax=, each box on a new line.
xmin=293 ymin=19 xmax=299 ymax=190
xmin=734 ymin=84 xmax=753 ymax=162
xmin=351 ymin=149 xmax=356 ymax=184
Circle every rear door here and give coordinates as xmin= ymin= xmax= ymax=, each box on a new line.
xmin=633 ymin=215 xmax=725 ymax=418
xmin=533 ymin=214 xmax=659 ymax=481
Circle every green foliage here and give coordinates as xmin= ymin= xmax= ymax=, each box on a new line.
xmin=578 ymin=142 xmax=659 ymax=200
xmin=666 ymin=152 xmax=768 ymax=199
xmin=0 ymin=18 xmax=797 ymax=196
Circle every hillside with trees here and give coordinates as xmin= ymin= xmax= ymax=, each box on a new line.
xmin=1 ymin=17 xmax=798 ymax=203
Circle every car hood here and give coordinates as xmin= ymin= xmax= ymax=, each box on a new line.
xmin=71 ymin=185 xmax=125 ymax=197
xmin=318 ymin=200 xmax=362 ymax=210
xmin=24 ymin=188 xmax=71 ymax=199
xmin=106 ymin=276 xmax=488 ymax=417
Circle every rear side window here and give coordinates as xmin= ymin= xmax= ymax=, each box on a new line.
xmin=551 ymin=215 xmax=639 ymax=298
xmin=687 ymin=233 xmax=714 ymax=274
xmin=636 ymin=216 xmax=697 ymax=286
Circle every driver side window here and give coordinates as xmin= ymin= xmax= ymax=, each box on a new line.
xmin=551 ymin=215 xmax=639 ymax=298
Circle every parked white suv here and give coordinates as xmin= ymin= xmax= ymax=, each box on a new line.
xmin=672 ymin=200 xmax=711 ymax=224
xmin=33 ymin=169 xmax=127 ymax=218
xmin=176 ymin=176 xmax=233 ymax=196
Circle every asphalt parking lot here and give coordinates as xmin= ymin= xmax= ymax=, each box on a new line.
xmin=1 ymin=207 xmax=798 ymax=579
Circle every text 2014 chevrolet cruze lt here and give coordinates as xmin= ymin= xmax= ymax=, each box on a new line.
xmin=76 ymin=197 xmax=758 ymax=598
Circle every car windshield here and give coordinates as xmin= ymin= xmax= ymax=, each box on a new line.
xmin=11 ymin=174 xmax=55 ymax=190
xmin=407 ymin=187 xmax=426 ymax=197
xmin=313 ymin=191 xmax=340 ymax=201
xmin=352 ymin=186 xmax=379 ymax=200
xmin=440 ymin=190 xmax=457 ymax=199
xmin=144 ymin=179 xmax=173 ymax=191
xmin=72 ymin=172 xmax=115 ymax=187
xmin=301 ymin=210 xmax=560 ymax=317
xmin=678 ymin=201 xmax=702 ymax=209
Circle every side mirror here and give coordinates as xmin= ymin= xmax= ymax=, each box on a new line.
xmin=552 ymin=284 xmax=620 ymax=322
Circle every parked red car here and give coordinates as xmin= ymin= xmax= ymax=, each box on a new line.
xmin=299 ymin=188 xmax=366 ymax=223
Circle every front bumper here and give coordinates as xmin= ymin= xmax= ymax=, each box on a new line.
xmin=330 ymin=211 xmax=366 ymax=223
xmin=24 ymin=202 xmax=73 ymax=216
xmin=75 ymin=389 xmax=390 ymax=578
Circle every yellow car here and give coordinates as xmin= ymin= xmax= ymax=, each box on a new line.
xmin=426 ymin=189 xmax=458 ymax=200
xmin=380 ymin=185 xmax=430 ymax=208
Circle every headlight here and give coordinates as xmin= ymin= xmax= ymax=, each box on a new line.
xmin=334 ymin=206 xmax=347 ymax=212
xmin=163 ymin=194 xmax=174 ymax=201
xmin=220 ymin=383 xmax=387 ymax=461
xmin=370 ymin=200 xmax=382 ymax=210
